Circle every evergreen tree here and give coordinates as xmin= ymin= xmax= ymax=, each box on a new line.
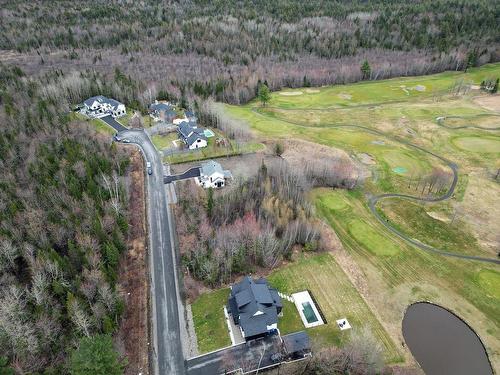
xmin=361 ymin=60 xmax=371 ymax=79
xmin=258 ymin=83 xmax=271 ymax=106
xmin=70 ymin=335 xmax=124 ymax=375
xmin=206 ymin=187 xmax=214 ymax=218
xmin=492 ymin=78 xmax=499 ymax=94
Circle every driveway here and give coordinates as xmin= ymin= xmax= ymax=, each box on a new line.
xmin=186 ymin=332 xmax=310 ymax=375
xmin=101 ymin=115 xmax=127 ymax=132
xmin=164 ymin=167 xmax=201 ymax=184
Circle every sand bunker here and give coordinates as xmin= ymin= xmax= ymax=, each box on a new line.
xmin=414 ymin=85 xmax=426 ymax=92
xmin=357 ymin=153 xmax=376 ymax=165
xmin=306 ymin=89 xmax=320 ymax=93
xmin=371 ymin=140 xmax=385 ymax=145
xmin=338 ymin=93 xmax=352 ymax=100
xmin=473 ymin=95 xmax=500 ymax=112
xmin=279 ymin=91 xmax=303 ymax=96
xmin=281 ymin=139 xmax=370 ymax=182
xmin=426 ymin=211 xmax=451 ymax=223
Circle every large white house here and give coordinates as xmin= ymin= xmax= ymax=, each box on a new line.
xmin=195 ymin=160 xmax=232 ymax=188
xmin=178 ymin=121 xmax=208 ymax=150
xmin=83 ymin=96 xmax=126 ymax=118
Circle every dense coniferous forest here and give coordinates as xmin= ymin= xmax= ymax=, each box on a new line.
xmin=1 ymin=0 xmax=499 ymax=104
xmin=0 ymin=66 xmax=134 ymax=373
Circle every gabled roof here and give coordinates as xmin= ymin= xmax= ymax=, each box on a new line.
xmin=84 ymin=96 xmax=123 ymax=109
xmin=186 ymin=132 xmax=207 ymax=146
xmin=200 ymin=160 xmax=224 ymax=177
xmin=150 ymin=102 xmax=172 ymax=112
xmin=228 ymin=276 xmax=282 ymax=338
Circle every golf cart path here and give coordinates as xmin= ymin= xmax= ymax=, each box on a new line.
xmin=251 ymin=107 xmax=500 ymax=265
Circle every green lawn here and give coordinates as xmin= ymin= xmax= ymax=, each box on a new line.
xmin=191 ymin=288 xmax=231 ymax=353
xmin=72 ymin=112 xmax=115 ymax=135
xmin=268 ymin=253 xmax=402 ymax=362
xmin=151 ymin=133 xmax=178 ymax=150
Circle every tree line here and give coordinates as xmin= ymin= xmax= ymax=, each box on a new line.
xmin=1 ymin=0 xmax=499 ymax=105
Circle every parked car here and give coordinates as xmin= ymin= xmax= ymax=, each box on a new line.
xmin=146 ymin=161 xmax=153 ymax=175
xmin=113 ymin=133 xmax=122 ymax=142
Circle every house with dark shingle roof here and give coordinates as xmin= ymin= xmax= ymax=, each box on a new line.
xmin=177 ymin=121 xmax=208 ymax=149
xmin=227 ymin=276 xmax=282 ymax=341
xmin=83 ymin=95 xmax=126 ymax=118
xmin=149 ymin=101 xmax=177 ymax=123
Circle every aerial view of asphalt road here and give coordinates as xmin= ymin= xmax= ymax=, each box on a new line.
xmin=118 ymin=129 xmax=186 ymax=374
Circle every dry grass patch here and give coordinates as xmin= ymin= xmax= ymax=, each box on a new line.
xmin=473 ymin=95 xmax=500 ymax=112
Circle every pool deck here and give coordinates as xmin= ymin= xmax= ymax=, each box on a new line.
xmin=291 ymin=291 xmax=325 ymax=328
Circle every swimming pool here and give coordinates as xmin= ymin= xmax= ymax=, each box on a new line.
xmin=302 ymin=302 xmax=319 ymax=324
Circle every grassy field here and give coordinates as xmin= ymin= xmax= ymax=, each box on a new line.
xmin=191 ymin=288 xmax=232 ymax=353
xmin=268 ymin=253 xmax=403 ymax=362
xmin=216 ymin=63 xmax=500 ymax=369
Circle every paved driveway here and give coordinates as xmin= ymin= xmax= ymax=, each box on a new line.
xmin=101 ymin=115 xmax=127 ymax=132
xmin=187 ymin=332 xmax=310 ymax=375
xmin=164 ymin=167 xmax=200 ymax=184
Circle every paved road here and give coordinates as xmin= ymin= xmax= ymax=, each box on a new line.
xmin=252 ymin=107 xmax=500 ymax=265
xmin=117 ymin=128 xmax=186 ymax=374
xmin=164 ymin=167 xmax=201 ymax=184
xmin=101 ymin=115 xmax=127 ymax=132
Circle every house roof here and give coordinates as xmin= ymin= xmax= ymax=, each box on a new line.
xmin=185 ymin=110 xmax=196 ymax=118
xmin=228 ymin=276 xmax=282 ymax=338
xmin=84 ymin=95 xmax=123 ymax=109
xmin=186 ymin=133 xmax=207 ymax=146
xmin=150 ymin=102 xmax=172 ymax=112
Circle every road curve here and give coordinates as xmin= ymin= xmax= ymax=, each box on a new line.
xmin=252 ymin=107 xmax=500 ymax=265
xmin=118 ymin=129 xmax=186 ymax=374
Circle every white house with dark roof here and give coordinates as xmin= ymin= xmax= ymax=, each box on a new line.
xmin=178 ymin=121 xmax=208 ymax=149
xmin=83 ymin=95 xmax=126 ymax=118
xmin=227 ymin=276 xmax=282 ymax=341
xmin=195 ymin=160 xmax=232 ymax=188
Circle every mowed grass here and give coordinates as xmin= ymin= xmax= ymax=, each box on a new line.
xmin=151 ymin=133 xmax=177 ymax=150
xmin=451 ymin=136 xmax=500 ymax=153
xmin=268 ymin=253 xmax=402 ymax=362
xmin=260 ymin=63 xmax=500 ymax=109
xmin=312 ymin=189 xmax=500 ymax=356
xmin=191 ymin=288 xmax=231 ymax=353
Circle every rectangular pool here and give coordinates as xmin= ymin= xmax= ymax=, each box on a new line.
xmin=302 ymin=302 xmax=319 ymax=324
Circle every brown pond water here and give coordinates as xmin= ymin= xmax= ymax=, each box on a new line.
xmin=402 ymin=302 xmax=493 ymax=375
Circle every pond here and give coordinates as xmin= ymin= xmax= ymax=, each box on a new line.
xmin=403 ymin=302 xmax=493 ymax=375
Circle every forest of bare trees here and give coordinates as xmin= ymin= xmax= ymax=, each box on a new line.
xmin=0 ymin=66 xmax=134 ymax=373
xmin=176 ymin=161 xmax=322 ymax=287
xmin=1 ymin=1 xmax=499 ymax=106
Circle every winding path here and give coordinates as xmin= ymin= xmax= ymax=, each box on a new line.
xmin=436 ymin=114 xmax=500 ymax=131
xmin=252 ymin=107 xmax=500 ymax=265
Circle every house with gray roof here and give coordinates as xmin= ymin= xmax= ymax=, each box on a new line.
xmin=227 ymin=276 xmax=282 ymax=341
xmin=178 ymin=121 xmax=208 ymax=149
xmin=149 ymin=101 xmax=177 ymax=123
xmin=195 ymin=160 xmax=232 ymax=188
xmin=82 ymin=95 xmax=126 ymax=118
